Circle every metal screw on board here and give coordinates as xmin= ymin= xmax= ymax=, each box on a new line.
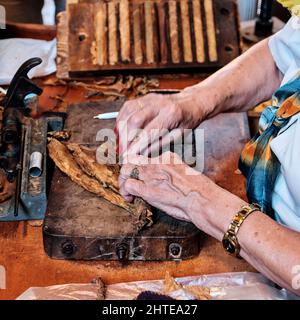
xmin=116 ymin=243 xmax=128 ymax=261
xmin=169 ymin=243 xmax=182 ymax=258
xmin=61 ymin=241 xmax=75 ymax=255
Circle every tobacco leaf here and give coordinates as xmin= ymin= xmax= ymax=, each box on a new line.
xmin=164 ymin=271 xmax=211 ymax=300
xmin=92 ymin=278 xmax=106 ymax=300
xmin=48 ymin=139 xmax=153 ymax=230
xmin=66 ymin=142 xmax=119 ymax=193
xmin=164 ymin=271 xmax=182 ymax=293
xmin=43 ymin=75 xmax=159 ymax=100
xmin=47 ymin=130 xmax=72 ymax=141
xmin=0 ymin=170 xmax=15 ymax=203
xmin=184 ymin=285 xmax=211 ymax=300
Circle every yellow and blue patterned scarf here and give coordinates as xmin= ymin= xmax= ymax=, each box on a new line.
xmin=239 ymin=77 xmax=300 ymax=217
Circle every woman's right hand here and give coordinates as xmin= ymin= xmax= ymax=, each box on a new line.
xmin=115 ymin=91 xmax=210 ymax=157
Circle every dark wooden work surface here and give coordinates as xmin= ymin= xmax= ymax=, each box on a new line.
xmin=0 ymin=75 xmax=255 ymax=300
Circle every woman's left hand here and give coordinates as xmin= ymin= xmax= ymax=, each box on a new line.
xmin=119 ymin=152 xmax=246 ymax=240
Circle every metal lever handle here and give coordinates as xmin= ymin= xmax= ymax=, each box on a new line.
xmin=4 ymin=57 xmax=43 ymax=110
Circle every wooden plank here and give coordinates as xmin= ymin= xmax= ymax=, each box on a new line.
xmin=68 ymin=3 xmax=97 ymax=71
xmin=204 ymin=0 xmax=218 ymax=62
xmin=192 ymin=0 xmax=205 ymax=63
xmin=56 ymin=12 xmax=69 ymax=79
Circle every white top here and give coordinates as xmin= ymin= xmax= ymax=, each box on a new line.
xmin=0 ymin=38 xmax=57 ymax=85
xmin=268 ymin=16 xmax=300 ymax=231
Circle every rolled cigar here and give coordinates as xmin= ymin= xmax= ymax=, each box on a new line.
xmin=192 ymin=0 xmax=205 ymax=63
xmin=204 ymin=0 xmax=218 ymax=62
xmin=108 ymin=1 xmax=118 ymax=65
xmin=157 ymin=1 xmax=168 ymax=64
xmin=119 ymin=0 xmax=131 ymax=62
xmin=133 ymin=3 xmax=143 ymax=64
xmin=168 ymin=0 xmax=180 ymax=63
xmin=144 ymin=1 xmax=155 ymax=64
xmin=180 ymin=0 xmax=193 ymax=63
xmin=94 ymin=1 xmax=107 ymax=65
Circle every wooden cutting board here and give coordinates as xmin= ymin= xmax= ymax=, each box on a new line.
xmin=43 ymin=99 xmax=250 ymax=261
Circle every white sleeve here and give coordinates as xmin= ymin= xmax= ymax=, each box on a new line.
xmin=271 ymin=115 xmax=300 ymax=210
xmin=268 ymin=16 xmax=300 ymax=84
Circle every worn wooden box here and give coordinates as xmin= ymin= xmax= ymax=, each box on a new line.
xmin=57 ymin=0 xmax=241 ymax=78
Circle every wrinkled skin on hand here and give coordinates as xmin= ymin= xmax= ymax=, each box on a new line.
xmin=115 ymin=93 xmax=206 ymax=156
xmin=118 ymin=152 xmax=241 ymax=237
xmin=119 ymin=152 xmax=197 ymax=222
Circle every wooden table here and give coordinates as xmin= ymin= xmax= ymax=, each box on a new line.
xmin=0 ymin=75 xmax=255 ymax=300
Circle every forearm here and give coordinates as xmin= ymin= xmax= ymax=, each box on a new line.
xmin=179 ymin=38 xmax=283 ymax=118
xmin=238 ymin=212 xmax=300 ymax=295
xmin=191 ymin=185 xmax=300 ymax=295
xmin=120 ymin=152 xmax=300 ymax=294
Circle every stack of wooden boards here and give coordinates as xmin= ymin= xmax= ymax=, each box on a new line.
xmin=57 ymin=0 xmax=241 ymax=78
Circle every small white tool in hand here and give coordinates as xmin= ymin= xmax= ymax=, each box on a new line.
xmin=93 ymin=112 xmax=119 ymax=120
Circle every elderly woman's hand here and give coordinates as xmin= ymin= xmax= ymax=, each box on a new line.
xmin=115 ymin=92 xmax=210 ymax=156
xmin=119 ymin=152 xmax=246 ymax=240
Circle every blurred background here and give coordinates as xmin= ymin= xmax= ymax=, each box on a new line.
xmin=0 ymin=0 xmax=291 ymax=25
xmin=0 ymin=0 xmax=66 ymax=25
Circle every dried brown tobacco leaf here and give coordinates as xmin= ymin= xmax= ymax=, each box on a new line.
xmin=133 ymin=77 xmax=160 ymax=97
xmin=91 ymin=278 xmax=106 ymax=300
xmin=0 ymin=170 xmax=15 ymax=203
xmin=46 ymin=75 xmax=159 ymax=100
xmin=66 ymin=142 xmax=119 ymax=192
xmin=164 ymin=271 xmax=182 ymax=293
xmin=48 ymin=139 xmax=130 ymax=209
xmin=49 ymin=95 xmax=66 ymax=103
xmin=184 ymin=286 xmax=211 ymax=300
xmin=43 ymin=78 xmax=67 ymax=86
xmin=47 ymin=130 xmax=72 ymax=141
xmin=163 ymin=272 xmax=211 ymax=300
xmin=91 ymin=140 xmax=117 ymax=166
xmin=48 ymin=139 xmax=153 ymax=230
xmin=85 ymin=91 xmax=118 ymax=100
xmin=0 ymin=93 xmax=5 ymax=105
